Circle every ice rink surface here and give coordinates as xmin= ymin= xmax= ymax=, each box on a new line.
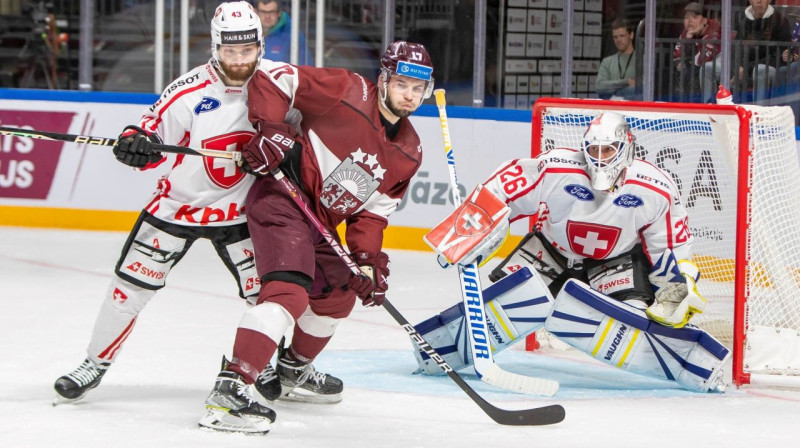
xmin=1 ymin=226 xmax=799 ymax=448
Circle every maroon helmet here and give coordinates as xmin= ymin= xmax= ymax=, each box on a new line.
xmin=380 ymin=41 xmax=434 ymax=99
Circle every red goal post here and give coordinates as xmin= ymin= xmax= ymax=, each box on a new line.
xmin=527 ymin=97 xmax=800 ymax=388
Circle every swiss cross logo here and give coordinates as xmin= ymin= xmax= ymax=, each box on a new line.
xmin=245 ymin=276 xmax=260 ymax=292
xmin=566 ymin=221 xmax=621 ymax=259
xmin=112 ymin=288 xmax=128 ymax=303
xmin=201 ymin=131 xmax=253 ymax=189
xmin=126 ymin=261 xmax=142 ymax=273
xmin=153 ymin=238 xmax=160 ymax=249
xmin=454 ymin=203 xmax=491 ymax=237
xmin=243 ymin=248 xmax=253 ymax=258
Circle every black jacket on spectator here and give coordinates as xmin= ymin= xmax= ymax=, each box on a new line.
xmin=734 ymin=5 xmax=793 ymax=68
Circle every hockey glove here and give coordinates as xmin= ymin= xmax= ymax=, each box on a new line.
xmin=239 ymin=122 xmax=300 ymax=176
xmin=113 ymin=125 xmax=163 ymax=168
xmin=348 ymin=251 xmax=390 ymax=307
xmin=646 ymin=250 xmax=706 ymax=328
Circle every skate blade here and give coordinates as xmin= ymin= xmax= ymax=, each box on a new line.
xmin=52 ymin=393 xmax=87 ymax=406
xmin=198 ymin=407 xmax=271 ymax=434
xmin=280 ymin=389 xmax=342 ymax=404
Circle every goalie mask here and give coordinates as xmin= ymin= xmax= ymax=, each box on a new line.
xmin=582 ymin=112 xmax=635 ymax=191
xmin=379 ymin=41 xmax=434 ymax=111
xmin=210 ymin=1 xmax=263 ymax=78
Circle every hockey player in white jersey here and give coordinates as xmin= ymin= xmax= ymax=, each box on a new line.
xmin=418 ymin=112 xmax=728 ymax=392
xmin=53 ymin=2 xmax=279 ymax=420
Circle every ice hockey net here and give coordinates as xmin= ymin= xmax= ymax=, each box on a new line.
xmin=527 ymin=98 xmax=800 ymax=388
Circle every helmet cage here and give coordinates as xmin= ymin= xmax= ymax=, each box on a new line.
xmin=581 ymin=114 xmax=635 ymax=190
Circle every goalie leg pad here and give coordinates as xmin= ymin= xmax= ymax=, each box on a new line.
xmin=544 ymin=279 xmax=729 ymax=392
xmin=412 ymin=267 xmax=554 ymax=374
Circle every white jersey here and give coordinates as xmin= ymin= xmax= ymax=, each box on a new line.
xmin=483 ymin=148 xmax=693 ymax=265
xmin=136 ymin=62 xmax=258 ymax=227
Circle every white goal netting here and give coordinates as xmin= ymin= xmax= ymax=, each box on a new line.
xmin=532 ymin=99 xmax=800 ymax=384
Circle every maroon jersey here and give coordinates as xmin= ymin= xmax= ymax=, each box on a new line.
xmin=247 ymin=61 xmax=423 ymax=253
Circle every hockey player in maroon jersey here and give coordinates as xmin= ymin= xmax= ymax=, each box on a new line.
xmin=197 ymin=40 xmax=434 ymax=433
xmin=53 ymin=2 xmax=279 ymax=416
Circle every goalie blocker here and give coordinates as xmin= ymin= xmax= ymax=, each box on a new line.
xmin=412 ymin=268 xmax=728 ymax=393
xmin=424 ymin=184 xmax=510 ymax=267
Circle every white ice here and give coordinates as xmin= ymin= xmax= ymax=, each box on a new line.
xmin=1 ymin=227 xmax=798 ymax=448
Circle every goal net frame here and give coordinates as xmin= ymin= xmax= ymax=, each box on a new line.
xmin=528 ymin=97 xmax=800 ymax=388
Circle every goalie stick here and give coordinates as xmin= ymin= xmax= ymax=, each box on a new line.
xmin=270 ymin=168 xmax=565 ymax=426
xmin=433 ymin=89 xmax=559 ymax=397
xmin=0 ymin=126 xmax=239 ymax=161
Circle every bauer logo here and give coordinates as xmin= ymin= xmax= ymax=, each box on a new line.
xmin=194 ymin=97 xmax=221 ymax=114
xmin=614 ymin=194 xmax=644 ymax=208
xmin=564 ymin=184 xmax=594 ymax=201
xmin=396 ymin=61 xmax=433 ymax=81
xmin=0 ymin=110 xmax=75 ymax=200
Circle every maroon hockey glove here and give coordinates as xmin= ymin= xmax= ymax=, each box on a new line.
xmin=239 ymin=122 xmax=300 ymax=176
xmin=348 ymin=251 xmax=390 ymax=307
xmin=113 ymin=125 xmax=163 ymax=168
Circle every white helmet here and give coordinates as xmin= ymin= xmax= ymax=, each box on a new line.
xmin=210 ymin=1 xmax=264 ymax=66
xmin=581 ymin=112 xmax=635 ymax=190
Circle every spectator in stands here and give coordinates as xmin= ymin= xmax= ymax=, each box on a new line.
xmin=733 ymin=0 xmax=793 ymax=102
xmin=596 ymin=18 xmax=637 ymax=100
xmin=776 ymin=20 xmax=800 ymax=119
xmin=256 ymin=0 xmax=310 ymax=65
xmin=674 ymin=3 xmax=722 ymax=103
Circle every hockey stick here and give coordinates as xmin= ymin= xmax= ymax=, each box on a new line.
xmin=0 ymin=126 xmax=240 ymax=161
xmin=433 ymin=89 xmax=559 ymax=396
xmin=270 ymin=169 xmax=565 ymax=426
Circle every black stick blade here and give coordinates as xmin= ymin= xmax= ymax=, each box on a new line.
xmin=487 ymin=404 xmax=566 ymax=426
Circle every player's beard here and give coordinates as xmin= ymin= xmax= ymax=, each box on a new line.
xmin=219 ymin=59 xmax=258 ymax=82
xmin=385 ymin=94 xmax=417 ymax=119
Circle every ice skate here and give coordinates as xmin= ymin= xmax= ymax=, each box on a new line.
xmin=254 ymin=363 xmax=282 ymax=403
xmin=53 ymin=358 xmax=110 ymax=405
xmin=276 ymin=346 xmax=343 ymax=404
xmin=198 ymin=370 xmax=276 ymax=434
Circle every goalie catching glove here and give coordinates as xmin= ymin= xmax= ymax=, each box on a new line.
xmin=646 ymin=249 xmax=706 ymax=328
xmin=348 ymin=251 xmax=390 ymax=307
xmin=424 ymin=184 xmax=510 ymax=267
xmin=239 ymin=122 xmax=301 ymax=176
xmin=113 ymin=125 xmax=163 ymax=168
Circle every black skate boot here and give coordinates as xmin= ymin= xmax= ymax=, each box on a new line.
xmin=53 ymin=358 xmax=110 ymax=405
xmin=276 ymin=345 xmax=343 ymax=404
xmin=254 ymin=363 xmax=282 ymax=402
xmin=198 ymin=370 xmax=276 ymax=434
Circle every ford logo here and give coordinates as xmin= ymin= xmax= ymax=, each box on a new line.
xmin=614 ymin=194 xmax=644 ymax=208
xmin=194 ymin=97 xmax=221 ymax=114
xmin=564 ymin=184 xmax=594 ymax=201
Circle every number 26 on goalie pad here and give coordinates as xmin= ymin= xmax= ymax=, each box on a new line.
xmin=424 ymin=185 xmax=510 ymax=266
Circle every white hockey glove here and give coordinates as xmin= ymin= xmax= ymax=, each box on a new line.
xmin=646 ymin=249 xmax=706 ymax=328
xmin=424 ymin=184 xmax=510 ymax=267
